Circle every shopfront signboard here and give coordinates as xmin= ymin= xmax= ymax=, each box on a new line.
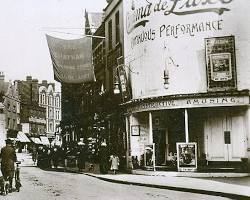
xmin=177 ymin=142 xmax=197 ymax=172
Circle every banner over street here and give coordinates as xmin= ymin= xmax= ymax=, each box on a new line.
xmin=46 ymin=35 xmax=95 ymax=83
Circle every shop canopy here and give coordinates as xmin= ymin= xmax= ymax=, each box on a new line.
xmin=17 ymin=132 xmax=30 ymax=143
xmin=30 ymin=137 xmax=42 ymax=145
xmin=40 ymin=136 xmax=50 ymax=146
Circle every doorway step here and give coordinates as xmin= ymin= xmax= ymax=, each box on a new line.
xmin=198 ymin=161 xmax=248 ymax=173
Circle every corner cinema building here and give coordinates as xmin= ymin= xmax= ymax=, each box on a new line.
xmin=122 ymin=0 xmax=250 ymax=171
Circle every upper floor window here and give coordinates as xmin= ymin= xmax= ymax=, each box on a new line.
xmin=56 ymin=97 xmax=60 ymax=107
xmin=108 ymin=20 xmax=112 ymax=50
xmin=115 ymin=11 xmax=120 ymax=44
xmin=49 ymin=95 xmax=53 ymax=106
xmin=42 ymin=93 xmax=46 ymax=104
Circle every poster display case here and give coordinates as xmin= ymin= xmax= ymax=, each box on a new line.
xmin=177 ymin=142 xmax=197 ymax=172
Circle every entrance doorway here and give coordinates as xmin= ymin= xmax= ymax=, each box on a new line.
xmin=153 ymin=130 xmax=166 ymax=165
xmin=153 ymin=110 xmax=185 ymax=167
xmin=205 ymin=110 xmax=245 ymax=162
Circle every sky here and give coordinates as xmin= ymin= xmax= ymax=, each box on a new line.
xmin=0 ymin=0 xmax=107 ymax=90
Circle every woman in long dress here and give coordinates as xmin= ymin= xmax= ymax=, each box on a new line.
xmin=109 ymin=154 xmax=119 ymax=174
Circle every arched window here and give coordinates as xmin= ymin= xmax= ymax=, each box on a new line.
xmin=42 ymin=94 xmax=45 ymax=104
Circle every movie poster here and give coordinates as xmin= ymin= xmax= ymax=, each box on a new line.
xmin=177 ymin=143 xmax=197 ymax=172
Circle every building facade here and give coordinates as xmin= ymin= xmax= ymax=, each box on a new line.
xmin=38 ymin=80 xmax=61 ymax=141
xmin=121 ymin=0 xmax=250 ymax=171
xmin=17 ymin=76 xmax=46 ymax=138
xmin=102 ymin=0 xmax=128 ymax=168
xmin=0 ymin=72 xmax=21 ymax=147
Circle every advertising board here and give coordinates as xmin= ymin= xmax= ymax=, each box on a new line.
xmin=177 ymin=142 xmax=197 ymax=172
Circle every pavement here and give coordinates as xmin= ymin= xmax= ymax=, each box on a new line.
xmin=17 ymin=153 xmax=250 ymax=199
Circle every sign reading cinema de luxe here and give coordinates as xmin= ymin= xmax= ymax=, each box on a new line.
xmin=46 ymin=35 xmax=95 ymax=84
xmin=123 ymin=0 xmax=250 ymax=99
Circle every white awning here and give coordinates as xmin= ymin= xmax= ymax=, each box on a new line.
xmin=17 ymin=132 xmax=30 ymax=143
xmin=40 ymin=136 xmax=50 ymax=146
xmin=30 ymin=137 xmax=42 ymax=145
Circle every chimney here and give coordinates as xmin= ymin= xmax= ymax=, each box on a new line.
xmin=0 ymin=72 xmax=5 ymax=81
xmin=26 ymin=76 xmax=32 ymax=81
xmin=42 ymin=80 xmax=48 ymax=85
xmin=32 ymin=79 xmax=38 ymax=83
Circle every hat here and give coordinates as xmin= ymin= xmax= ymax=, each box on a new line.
xmin=5 ymin=138 xmax=13 ymax=144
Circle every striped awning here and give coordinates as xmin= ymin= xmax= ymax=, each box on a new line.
xmin=17 ymin=132 xmax=30 ymax=143
xmin=40 ymin=136 xmax=50 ymax=146
xmin=30 ymin=137 xmax=42 ymax=145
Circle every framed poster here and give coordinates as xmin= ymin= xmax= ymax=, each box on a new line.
xmin=205 ymin=36 xmax=237 ymax=90
xmin=131 ymin=125 xmax=140 ymax=136
xmin=176 ymin=142 xmax=197 ymax=172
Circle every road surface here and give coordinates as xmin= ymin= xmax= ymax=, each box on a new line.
xmin=2 ymin=166 xmax=230 ymax=200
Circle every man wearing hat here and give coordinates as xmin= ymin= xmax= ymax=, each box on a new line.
xmin=0 ymin=138 xmax=17 ymax=192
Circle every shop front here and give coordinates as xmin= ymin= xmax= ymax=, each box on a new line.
xmin=126 ymin=92 xmax=250 ymax=172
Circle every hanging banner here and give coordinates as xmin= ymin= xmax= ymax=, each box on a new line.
xmin=46 ymin=35 xmax=95 ymax=83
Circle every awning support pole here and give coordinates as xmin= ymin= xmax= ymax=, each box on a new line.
xmin=185 ymin=109 xmax=189 ymax=143
xmin=149 ymin=112 xmax=153 ymax=144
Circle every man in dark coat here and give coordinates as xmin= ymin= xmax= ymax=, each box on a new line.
xmin=0 ymin=139 xmax=17 ymax=192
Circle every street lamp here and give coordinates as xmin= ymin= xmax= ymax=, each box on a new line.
xmin=163 ymin=69 xmax=169 ymax=89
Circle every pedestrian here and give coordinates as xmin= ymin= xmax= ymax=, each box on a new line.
xmin=109 ymin=153 xmax=119 ymax=174
xmin=32 ymin=146 xmax=38 ymax=165
xmin=99 ymin=142 xmax=108 ymax=174
xmin=77 ymin=146 xmax=86 ymax=172
xmin=52 ymin=146 xmax=60 ymax=168
xmin=0 ymin=138 xmax=17 ymax=193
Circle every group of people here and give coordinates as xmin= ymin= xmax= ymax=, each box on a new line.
xmin=0 ymin=139 xmax=18 ymax=194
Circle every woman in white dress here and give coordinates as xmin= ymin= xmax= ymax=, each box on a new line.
xmin=109 ymin=154 xmax=119 ymax=174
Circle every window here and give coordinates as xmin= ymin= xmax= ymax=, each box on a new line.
xmin=49 ymin=123 xmax=53 ymax=132
xmin=56 ymin=97 xmax=60 ymax=108
xmin=7 ymin=118 xmax=10 ymax=128
xmin=108 ymin=20 xmax=112 ymax=50
xmin=42 ymin=94 xmax=45 ymax=104
xmin=49 ymin=108 xmax=53 ymax=118
xmin=115 ymin=11 xmax=120 ymax=44
xmin=13 ymin=119 xmax=16 ymax=129
xmin=49 ymin=95 xmax=53 ymax=106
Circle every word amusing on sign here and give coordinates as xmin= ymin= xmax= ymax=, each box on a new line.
xmin=128 ymin=96 xmax=248 ymax=113
xmin=126 ymin=0 xmax=233 ymax=33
